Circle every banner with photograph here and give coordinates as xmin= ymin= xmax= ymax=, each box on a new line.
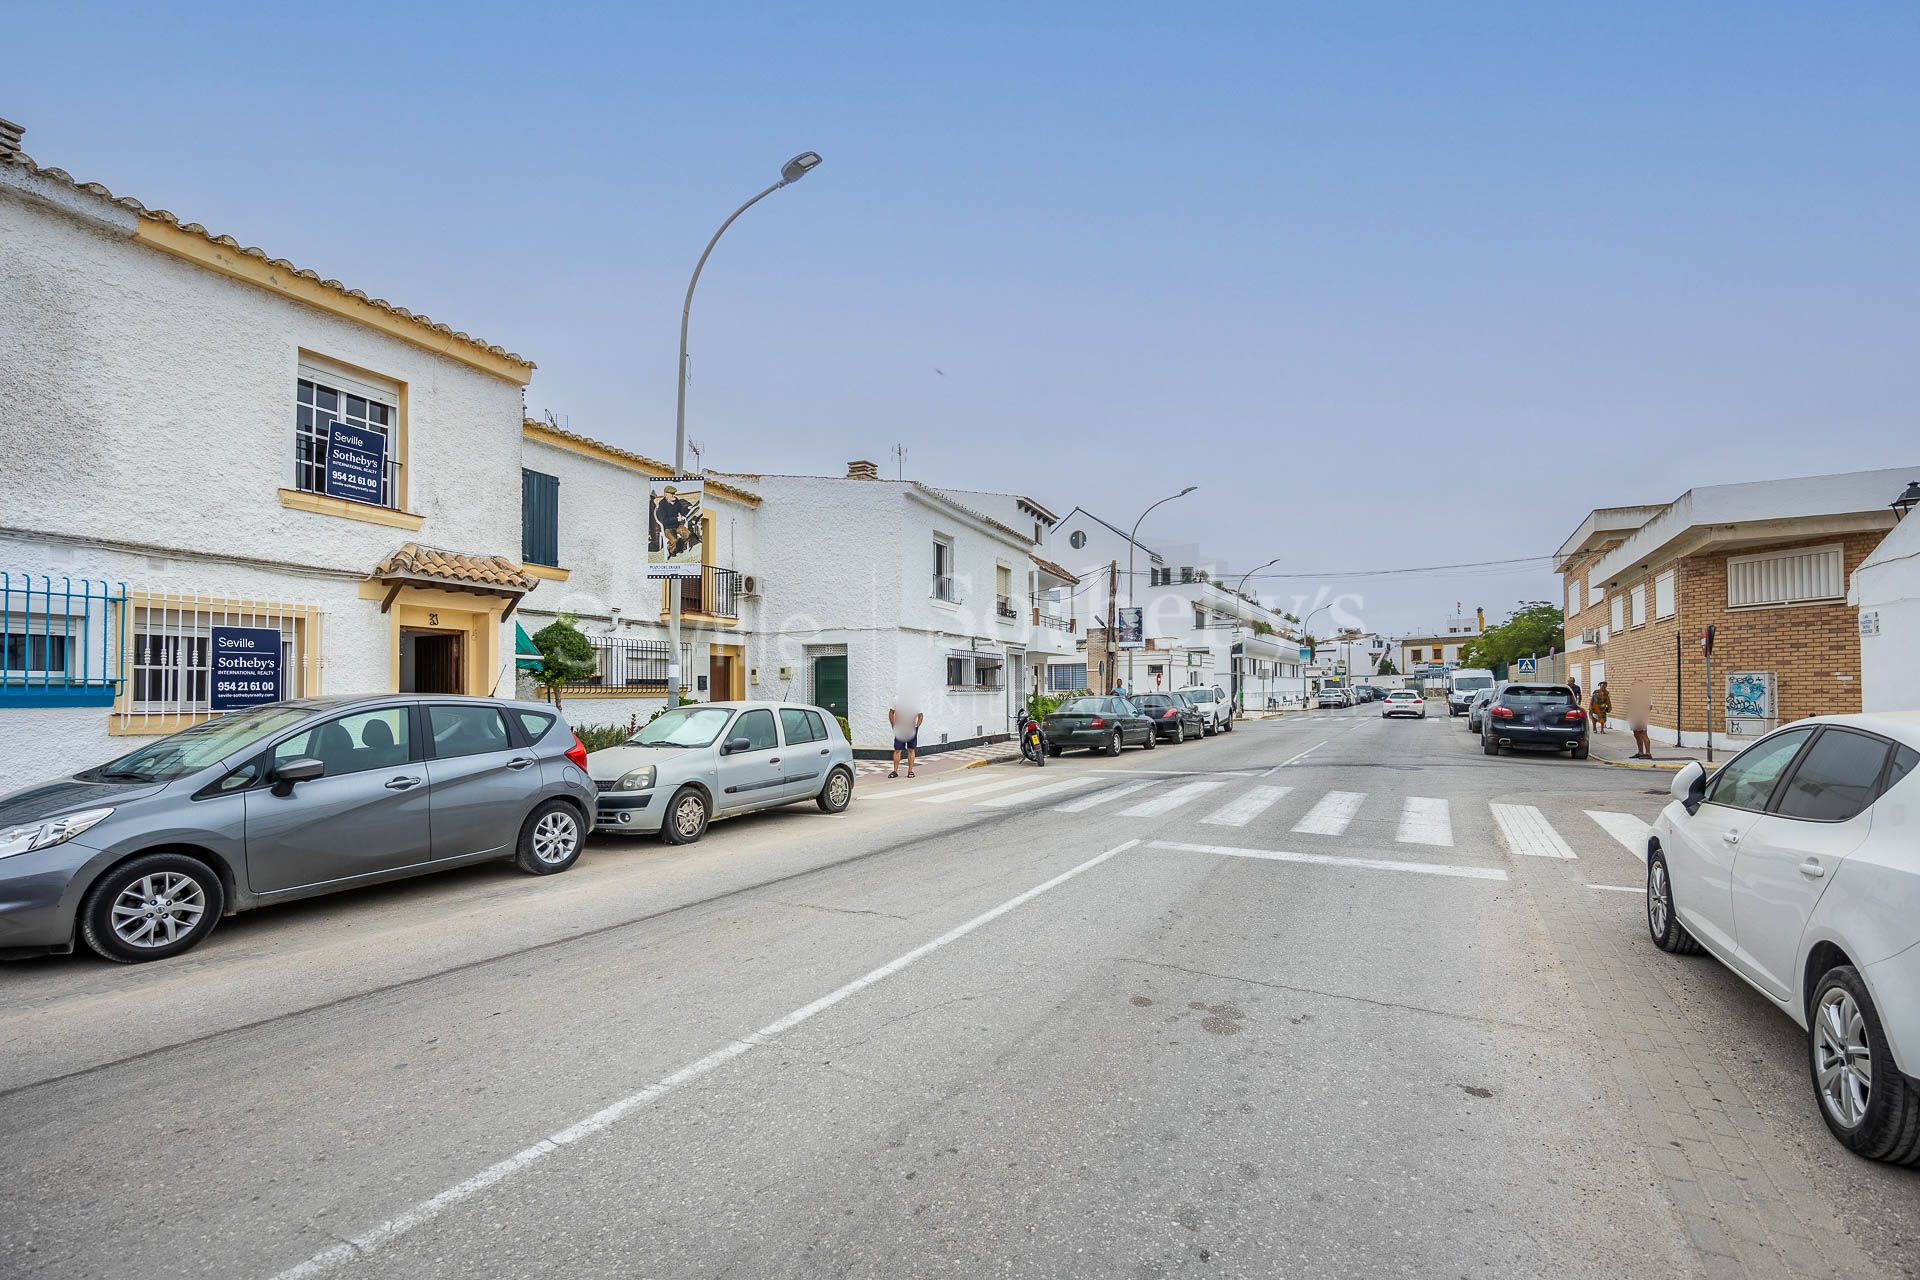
xmin=1116 ymin=606 xmax=1144 ymax=650
xmin=647 ymin=477 xmax=705 ymax=579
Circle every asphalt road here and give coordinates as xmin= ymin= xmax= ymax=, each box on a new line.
xmin=3 ymin=711 xmax=1916 ymax=1278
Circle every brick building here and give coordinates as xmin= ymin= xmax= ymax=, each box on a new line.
xmin=1556 ymin=469 xmax=1914 ymax=747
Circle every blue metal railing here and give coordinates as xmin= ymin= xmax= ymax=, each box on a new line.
xmin=0 ymin=573 xmax=127 ymax=707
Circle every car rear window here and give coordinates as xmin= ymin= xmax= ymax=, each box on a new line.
xmin=1056 ymin=697 xmax=1106 ymax=714
xmin=1388 ymin=691 xmax=1417 ymax=699
xmin=1136 ymin=695 xmax=1174 ymax=708
xmin=1500 ymin=686 xmax=1573 ymax=704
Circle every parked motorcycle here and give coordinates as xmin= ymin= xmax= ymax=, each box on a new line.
xmin=1019 ymin=717 xmax=1047 ymax=767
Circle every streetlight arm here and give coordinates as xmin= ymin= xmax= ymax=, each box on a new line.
xmin=674 ymin=178 xmax=787 ymax=473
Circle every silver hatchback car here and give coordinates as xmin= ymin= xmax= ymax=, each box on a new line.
xmin=0 ymin=695 xmax=596 ymax=964
xmin=588 ymin=700 xmax=855 ymax=843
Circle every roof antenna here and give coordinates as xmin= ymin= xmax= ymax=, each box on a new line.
xmin=892 ymin=442 xmax=908 ymax=479
xmin=689 ymin=439 xmax=705 ymax=472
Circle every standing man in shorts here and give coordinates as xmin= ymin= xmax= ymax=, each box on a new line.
xmin=889 ymin=698 xmax=924 ymax=778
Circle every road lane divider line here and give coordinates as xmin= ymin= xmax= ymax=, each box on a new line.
xmin=1291 ymin=790 xmax=1365 ymax=836
xmin=855 ymin=775 xmax=997 ymax=802
xmin=1587 ymin=884 xmax=1642 ymax=894
xmin=1584 ymin=810 xmax=1651 ymax=863
xmin=1118 ymin=779 xmax=1227 ymax=817
xmin=267 ymin=839 xmax=1143 ymax=1280
xmin=1199 ymin=785 xmax=1291 ymax=828
xmin=1051 ymin=779 xmax=1156 ymax=812
xmin=1395 ymin=797 xmax=1454 ymax=847
xmin=976 ymin=777 xmax=1102 ymax=808
xmin=912 ymin=776 xmax=1048 ymax=804
xmin=1490 ymin=803 xmax=1577 ymax=859
xmin=1151 ymin=840 xmax=1508 ymax=882
xmin=1261 ymin=741 xmax=1326 ymax=778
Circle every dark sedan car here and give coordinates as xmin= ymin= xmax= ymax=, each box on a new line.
xmin=1482 ymin=684 xmax=1589 ymax=759
xmin=1134 ymin=692 xmax=1206 ymax=743
xmin=1043 ymin=696 xmax=1156 ymax=756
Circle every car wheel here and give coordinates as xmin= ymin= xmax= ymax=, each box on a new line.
xmin=1173 ymin=722 xmax=1185 ymax=744
xmin=817 ymin=766 xmax=854 ymax=813
xmin=79 ymin=852 xmax=226 ymax=964
xmin=515 ymin=800 xmax=585 ymax=874
xmin=1482 ymin=733 xmax=1498 ymax=755
xmin=660 ymin=785 xmax=710 ymax=845
xmin=1809 ymin=966 xmax=1920 ymax=1164
xmin=1646 ymin=851 xmax=1702 ymax=955
xmin=1107 ymin=729 xmax=1124 ymax=757
xmin=1143 ymin=728 xmax=1157 ymax=750
xmin=1222 ymin=717 xmax=1234 ymax=733
xmin=1572 ymin=741 xmax=1590 ymax=760
xmin=1046 ymin=745 xmax=1061 ymax=757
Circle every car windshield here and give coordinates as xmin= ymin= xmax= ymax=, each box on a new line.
xmin=630 ymin=706 xmax=735 ymax=747
xmin=79 ymin=704 xmax=316 ymax=782
xmin=1453 ymin=676 xmax=1493 ymax=692
xmin=1055 ymin=697 xmax=1108 ymax=714
xmin=1501 ymin=686 xmax=1573 ymax=704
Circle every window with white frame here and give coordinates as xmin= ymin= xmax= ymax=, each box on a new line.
xmin=932 ymin=536 xmax=957 ymax=602
xmin=123 ymin=596 xmax=314 ymax=719
xmin=1654 ymin=569 xmax=1676 ymax=620
xmin=945 ymin=652 xmax=1002 ymax=689
xmin=1630 ymin=584 xmax=1647 ymax=628
xmin=1047 ymin=663 xmax=1087 ymax=692
xmin=1610 ymin=595 xmax=1625 ymax=633
xmin=296 ymin=358 xmax=401 ymax=508
xmin=1567 ymin=580 xmax=1581 ymax=615
xmin=1727 ymin=544 xmax=1845 ymax=608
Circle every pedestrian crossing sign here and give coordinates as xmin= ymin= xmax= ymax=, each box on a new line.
xmin=1515 ymin=658 xmax=1537 ymax=674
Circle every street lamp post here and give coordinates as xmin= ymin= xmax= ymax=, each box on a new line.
xmin=1125 ymin=486 xmax=1197 ymax=692
xmin=1231 ymin=555 xmax=1282 ymax=715
xmin=667 ymin=151 xmax=822 ymax=707
xmin=1295 ymin=601 xmax=1333 ymax=707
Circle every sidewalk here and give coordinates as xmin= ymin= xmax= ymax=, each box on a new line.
xmin=1586 ymin=724 xmax=1711 ymax=772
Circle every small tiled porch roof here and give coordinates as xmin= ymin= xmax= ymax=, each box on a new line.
xmin=373 ymin=544 xmax=537 ymax=615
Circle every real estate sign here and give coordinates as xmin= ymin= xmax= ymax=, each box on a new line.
xmin=647 ymin=477 xmax=705 ymax=579
xmin=324 ymin=422 xmax=387 ymax=505
xmin=209 ymin=626 xmax=283 ymax=711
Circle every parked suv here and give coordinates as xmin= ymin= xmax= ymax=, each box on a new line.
xmin=1481 ymin=684 xmax=1589 ymax=759
xmin=587 ymin=701 xmax=856 ymax=844
xmin=0 ymin=696 xmax=595 ymax=964
xmin=1180 ymin=687 xmax=1233 ymax=734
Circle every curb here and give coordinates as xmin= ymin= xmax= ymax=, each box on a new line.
xmin=1594 ymin=755 xmax=1690 ymax=771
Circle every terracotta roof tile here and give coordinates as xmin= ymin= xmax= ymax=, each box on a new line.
xmin=375 ymin=543 xmax=537 ymax=593
xmin=5 ymin=151 xmax=531 ymax=370
xmin=1030 ymin=553 xmax=1081 ymax=584
xmin=522 ymin=420 xmax=762 ymax=505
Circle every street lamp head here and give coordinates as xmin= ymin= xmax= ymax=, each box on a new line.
xmin=1178 ymin=485 xmax=1198 ymax=496
xmin=1893 ymin=480 xmax=1920 ymax=520
xmin=781 ymin=152 xmax=824 ymax=183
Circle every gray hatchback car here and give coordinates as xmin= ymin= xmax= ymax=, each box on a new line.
xmin=0 ymin=695 xmax=596 ymax=963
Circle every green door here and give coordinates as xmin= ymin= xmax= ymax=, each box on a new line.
xmin=813 ymin=655 xmax=849 ymax=720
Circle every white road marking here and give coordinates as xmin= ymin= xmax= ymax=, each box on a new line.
xmin=1119 ymin=779 xmax=1227 ymax=817
xmin=1490 ymin=803 xmax=1578 ymax=859
xmin=1585 ymin=810 xmax=1651 ymax=863
xmin=1152 ymin=840 xmax=1508 ymax=882
xmin=855 ymin=774 xmax=996 ymax=803
xmin=1587 ymin=884 xmax=1642 ymax=894
xmin=1199 ymin=785 xmax=1291 ymax=828
xmin=1262 ymin=741 xmax=1326 ymax=777
xmin=1052 ymin=779 xmax=1157 ymax=812
xmin=914 ymin=776 xmax=1047 ymax=804
xmin=1395 ymin=797 xmax=1454 ymax=847
xmin=976 ymin=777 xmax=1102 ymax=807
xmin=1292 ymin=790 xmax=1365 ymax=836
xmin=267 ymin=840 xmax=1142 ymax=1280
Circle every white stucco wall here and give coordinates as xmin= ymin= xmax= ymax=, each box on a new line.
xmin=1852 ymin=516 xmax=1920 ymax=713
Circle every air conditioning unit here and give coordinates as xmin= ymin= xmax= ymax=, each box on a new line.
xmin=739 ymin=574 xmax=760 ymax=597
xmin=1580 ymin=627 xmax=1600 ymax=644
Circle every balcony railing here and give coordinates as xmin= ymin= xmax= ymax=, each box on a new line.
xmin=995 ymin=595 xmax=1018 ymax=620
xmin=932 ymin=574 xmax=958 ymax=603
xmin=566 ymin=637 xmax=694 ymax=692
xmin=674 ymin=566 xmax=742 ymax=620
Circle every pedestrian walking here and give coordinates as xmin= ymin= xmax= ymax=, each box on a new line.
xmin=888 ymin=698 xmax=923 ymax=778
xmin=1588 ymin=681 xmax=1612 ymax=734
xmin=1626 ymin=687 xmax=1654 ymax=760
xmin=1568 ymin=673 xmax=1583 ymax=707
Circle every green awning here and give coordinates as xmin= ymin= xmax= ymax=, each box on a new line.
xmin=515 ymin=622 xmax=544 ymax=671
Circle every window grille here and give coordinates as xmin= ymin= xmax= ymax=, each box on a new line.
xmin=1726 ymin=544 xmax=1843 ymax=608
xmin=116 ymin=592 xmax=320 ymax=732
xmin=1 ymin=574 xmax=127 ymax=707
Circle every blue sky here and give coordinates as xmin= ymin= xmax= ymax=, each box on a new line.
xmin=9 ymin=2 xmax=1917 ymax=635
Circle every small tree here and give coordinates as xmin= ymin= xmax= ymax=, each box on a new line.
xmin=1375 ymin=655 xmax=1398 ymax=675
xmin=531 ymin=614 xmax=599 ymax=708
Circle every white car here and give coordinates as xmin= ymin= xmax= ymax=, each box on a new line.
xmin=1381 ymin=690 xmax=1426 ymax=719
xmin=1180 ymin=687 xmax=1233 ymax=735
xmin=1647 ymin=714 xmax=1920 ymax=1163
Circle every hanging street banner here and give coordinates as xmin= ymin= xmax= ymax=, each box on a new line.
xmin=1116 ymin=606 xmax=1145 ymax=649
xmin=647 ymin=477 xmax=706 ymax=580
xmin=209 ymin=626 xmax=283 ymax=711
xmin=324 ymin=422 xmax=388 ymax=505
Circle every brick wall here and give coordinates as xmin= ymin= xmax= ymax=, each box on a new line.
xmin=1578 ymin=532 xmax=1880 ymax=737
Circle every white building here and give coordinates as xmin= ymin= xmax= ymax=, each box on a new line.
xmin=0 ymin=116 xmax=537 ymax=792
xmin=719 ymin=463 xmax=1078 ymax=753
xmin=514 ymin=420 xmax=766 ymax=732
xmin=1851 ymin=492 xmax=1920 ymax=712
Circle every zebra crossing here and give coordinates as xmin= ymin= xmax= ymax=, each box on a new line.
xmin=860 ymin=768 xmax=1653 ymax=863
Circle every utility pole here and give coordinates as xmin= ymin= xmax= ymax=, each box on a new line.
xmin=1106 ymin=560 xmax=1118 ymax=693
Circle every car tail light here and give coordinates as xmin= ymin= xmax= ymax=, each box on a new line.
xmin=1089 ymin=717 xmax=1106 ymax=728
xmin=1564 ymin=708 xmax=1586 ymax=721
xmin=1490 ymin=705 xmax=1514 ymax=720
xmin=565 ymin=733 xmax=589 ymax=769
xmin=1162 ymin=709 xmax=1179 ymax=718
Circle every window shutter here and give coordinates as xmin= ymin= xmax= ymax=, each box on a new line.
xmin=1726 ymin=544 xmax=1844 ymax=608
xmin=1630 ymin=585 xmax=1647 ymax=627
xmin=1609 ymin=595 xmax=1624 ymax=633
xmin=1654 ymin=570 xmax=1675 ymax=619
xmin=521 ymin=469 xmax=560 ymax=566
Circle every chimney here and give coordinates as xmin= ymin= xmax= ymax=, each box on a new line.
xmin=846 ymin=459 xmax=879 ymax=480
xmin=0 ymin=118 xmax=23 ymax=163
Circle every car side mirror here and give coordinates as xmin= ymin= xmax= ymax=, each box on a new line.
xmin=270 ymin=756 xmax=325 ymax=796
xmin=1670 ymin=760 xmax=1706 ymax=815
xmin=722 ymin=737 xmax=753 ymax=756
